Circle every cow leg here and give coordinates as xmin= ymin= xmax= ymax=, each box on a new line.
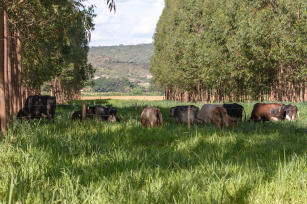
xmin=44 ymin=113 xmax=51 ymax=121
xmin=214 ymin=121 xmax=221 ymax=128
xmin=270 ymin=117 xmax=279 ymax=121
xmin=50 ymin=114 xmax=55 ymax=123
xmin=45 ymin=105 xmax=53 ymax=122
xmin=141 ymin=119 xmax=145 ymax=128
xmin=285 ymin=115 xmax=291 ymax=121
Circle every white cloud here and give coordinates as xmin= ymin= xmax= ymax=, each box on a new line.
xmin=85 ymin=0 xmax=165 ymax=46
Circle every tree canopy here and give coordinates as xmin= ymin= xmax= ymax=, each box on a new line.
xmin=0 ymin=0 xmax=117 ymax=103
xmin=151 ymin=0 xmax=307 ymax=102
xmin=2 ymin=0 xmax=95 ymax=89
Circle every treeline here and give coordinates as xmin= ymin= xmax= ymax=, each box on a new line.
xmin=89 ymin=44 xmax=154 ymax=65
xmin=91 ymin=77 xmax=136 ymax=92
xmin=151 ymin=0 xmax=307 ymax=103
xmin=0 ymin=0 xmax=115 ymax=134
xmin=89 ymin=77 xmax=160 ymax=95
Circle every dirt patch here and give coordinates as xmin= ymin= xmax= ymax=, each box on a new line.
xmin=81 ymin=96 xmax=165 ymax=101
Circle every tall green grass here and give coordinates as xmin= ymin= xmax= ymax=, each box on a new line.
xmin=0 ymin=100 xmax=306 ymax=203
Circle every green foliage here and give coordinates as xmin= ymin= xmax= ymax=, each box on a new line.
xmin=4 ymin=0 xmax=95 ymax=90
xmin=0 ymin=100 xmax=306 ymax=203
xmin=92 ymin=77 xmax=136 ymax=92
xmin=89 ymin=77 xmax=163 ymax=95
xmin=151 ymin=0 xmax=307 ymax=99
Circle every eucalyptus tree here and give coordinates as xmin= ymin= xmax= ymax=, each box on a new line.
xmin=151 ymin=0 xmax=307 ymax=102
xmin=0 ymin=0 xmax=115 ymax=133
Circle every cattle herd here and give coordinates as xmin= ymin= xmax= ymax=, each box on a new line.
xmin=16 ymin=95 xmax=298 ymax=129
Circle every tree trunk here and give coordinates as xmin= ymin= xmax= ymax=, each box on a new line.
xmin=304 ymin=83 xmax=307 ymax=102
xmin=16 ymin=31 xmax=22 ymax=110
xmin=7 ymin=25 xmax=14 ymax=122
xmin=0 ymin=9 xmax=7 ymax=134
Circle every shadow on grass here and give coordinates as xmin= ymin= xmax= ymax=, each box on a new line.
xmin=8 ymin=101 xmax=307 ymax=202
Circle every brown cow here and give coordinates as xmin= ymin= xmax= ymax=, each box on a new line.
xmin=212 ymin=106 xmax=237 ymax=128
xmin=249 ymin=103 xmax=285 ymax=122
xmin=197 ymin=104 xmax=237 ymax=128
xmin=140 ymin=106 xmax=163 ymax=127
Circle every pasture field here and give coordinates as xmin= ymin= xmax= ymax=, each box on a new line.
xmin=81 ymin=95 xmax=164 ymax=101
xmin=0 ymin=100 xmax=306 ymax=203
xmin=80 ymin=91 xmax=164 ymax=97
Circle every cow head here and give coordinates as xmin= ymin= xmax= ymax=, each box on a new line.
xmin=226 ymin=116 xmax=238 ymax=128
xmin=86 ymin=106 xmax=96 ymax=114
xmin=283 ymin=104 xmax=298 ymax=121
xmin=107 ymin=114 xmax=118 ymax=123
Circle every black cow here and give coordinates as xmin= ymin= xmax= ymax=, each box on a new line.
xmin=71 ymin=105 xmax=119 ymax=122
xmin=170 ymin=105 xmax=200 ymax=125
xmin=70 ymin=106 xmax=95 ymax=120
xmin=17 ymin=95 xmax=56 ymax=121
xmin=223 ymin=103 xmax=245 ymax=121
xmin=94 ymin=105 xmax=118 ymax=121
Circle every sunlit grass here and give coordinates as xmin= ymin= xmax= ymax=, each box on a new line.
xmin=0 ymin=100 xmax=306 ymax=203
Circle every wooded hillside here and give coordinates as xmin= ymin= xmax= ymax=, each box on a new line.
xmin=88 ymin=44 xmax=154 ymax=83
xmin=151 ymin=0 xmax=307 ymax=102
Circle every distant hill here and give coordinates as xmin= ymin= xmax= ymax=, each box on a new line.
xmin=88 ymin=44 xmax=154 ymax=83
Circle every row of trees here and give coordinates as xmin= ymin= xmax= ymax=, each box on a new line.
xmin=0 ymin=0 xmax=115 ymax=134
xmin=91 ymin=77 xmax=136 ymax=92
xmin=151 ymin=0 xmax=307 ymax=103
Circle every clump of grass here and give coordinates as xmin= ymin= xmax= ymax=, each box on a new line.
xmin=0 ymin=100 xmax=306 ymax=203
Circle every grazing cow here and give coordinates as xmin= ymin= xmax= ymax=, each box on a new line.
xmin=17 ymin=95 xmax=56 ymax=121
xmin=223 ymin=103 xmax=245 ymax=121
xmin=71 ymin=105 xmax=119 ymax=122
xmin=94 ymin=105 xmax=119 ymax=121
xmin=283 ymin=104 xmax=298 ymax=121
xmin=16 ymin=108 xmax=31 ymax=120
xmin=70 ymin=107 xmax=95 ymax=120
xmin=70 ymin=110 xmax=82 ymax=120
xmin=197 ymin=104 xmax=237 ymax=128
xmin=170 ymin=105 xmax=201 ymax=125
xmin=249 ymin=103 xmax=285 ymax=122
xmin=140 ymin=106 xmax=163 ymax=127
xmin=212 ymin=106 xmax=238 ymax=128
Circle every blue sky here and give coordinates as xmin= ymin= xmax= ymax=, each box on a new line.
xmin=85 ymin=0 xmax=165 ymax=46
